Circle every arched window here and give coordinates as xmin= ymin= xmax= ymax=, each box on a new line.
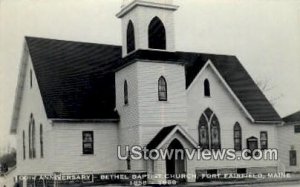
xmin=210 ymin=115 xmax=221 ymax=150
xmin=32 ymin=119 xmax=36 ymax=158
xmin=148 ymin=17 xmax=166 ymax=50
xmin=28 ymin=114 xmax=36 ymax=159
xmin=28 ymin=116 xmax=32 ymax=159
xmin=158 ymin=76 xmax=167 ymax=101
xmin=124 ymin=80 xmax=128 ymax=105
xmin=40 ymin=124 xmax=44 ymax=158
xmin=198 ymin=114 xmax=209 ymax=149
xmin=127 ymin=20 xmax=135 ymax=53
xmin=198 ymin=108 xmax=221 ymax=150
xmin=204 ymin=79 xmax=210 ymax=97
xmin=234 ymin=122 xmax=242 ymax=151
xmin=23 ymin=131 xmax=26 ymax=160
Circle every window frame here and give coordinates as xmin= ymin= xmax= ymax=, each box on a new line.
xmin=148 ymin=16 xmax=166 ymax=50
xmin=82 ymin=131 xmax=94 ymax=155
xmin=260 ymin=131 xmax=268 ymax=150
xmin=204 ymin=79 xmax=210 ymax=97
xmin=158 ymin=76 xmax=167 ymax=101
xmin=294 ymin=125 xmax=300 ymax=133
xmin=124 ymin=80 xmax=128 ymax=105
xmin=126 ymin=20 xmax=135 ymax=53
xmin=290 ymin=150 xmax=297 ymax=166
xmin=40 ymin=124 xmax=44 ymax=158
xmin=234 ymin=122 xmax=242 ymax=151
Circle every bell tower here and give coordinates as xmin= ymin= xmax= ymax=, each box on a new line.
xmin=116 ymin=0 xmax=178 ymax=56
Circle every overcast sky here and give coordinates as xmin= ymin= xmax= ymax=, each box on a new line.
xmin=0 ymin=0 xmax=300 ymax=149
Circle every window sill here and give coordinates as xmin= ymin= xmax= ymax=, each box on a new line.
xmin=81 ymin=154 xmax=95 ymax=156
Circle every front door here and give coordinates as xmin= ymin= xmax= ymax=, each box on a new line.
xmin=166 ymin=139 xmax=186 ymax=182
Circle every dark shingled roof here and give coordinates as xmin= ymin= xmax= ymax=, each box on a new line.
xmin=283 ymin=111 xmax=300 ymax=123
xmin=146 ymin=125 xmax=177 ymax=150
xmin=26 ymin=37 xmax=281 ymax=122
xmin=26 ymin=37 xmax=122 ymax=119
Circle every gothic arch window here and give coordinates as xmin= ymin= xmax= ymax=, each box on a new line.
xmin=210 ymin=115 xmax=221 ymax=150
xmin=204 ymin=79 xmax=210 ymax=97
xmin=158 ymin=76 xmax=167 ymax=101
xmin=124 ymin=80 xmax=128 ymax=105
xmin=148 ymin=17 xmax=166 ymax=50
xmin=40 ymin=124 xmax=44 ymax=158
xmin=234 ymin=122 xmax=242 ymax=151
xmin=28 ymin=116 xmax=32 ymax=159
xmin=127 ymin=20 xmax=135 ymax=53
xmin=198 ymin=108 xmax=221 ymax=150
xmin=198 ymin=114 xmax=209 ymax=149
xmin=32 ymin=118 xmax=36 ymax=158
xmin=28 ymin=114 xmax=36 ymax=159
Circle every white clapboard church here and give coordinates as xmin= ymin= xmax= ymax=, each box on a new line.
xmin=8 ymin=0 xmax=299 ymax=186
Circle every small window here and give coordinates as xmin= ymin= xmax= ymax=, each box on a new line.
xmin=82 ymin=131 xmax=94 ymax=154
xmin=204 ymin=79 xmax=210 ymax=97
xmin=148 ymin=17 xmax=166 ymax=50
xmin=158 ymin=76 xmax=167 ymax=101
xmin=40 ymin=124 xmax=43 ymax=158
xmin=234 ymin=122 xmax=242 ymax=151
xmin=260 ymin=131 xmax=268 ymax=150
xmin=124 ymin=80 xmax=128 ymax=105
xmin=23 ymin=131 xmax=26 ymax=160
xmin=127 ymin=20 xmax=135 ymax=53
xmin=30 ymin=69 xmax=33 ymax=88
xmin=290 ymin=150 xmax=297 ymax=166
xmin=294 ymin=125 xmax=300 ymax=133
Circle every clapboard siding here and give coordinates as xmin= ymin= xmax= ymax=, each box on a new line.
xmin=51 ymin=122 xmax=119 ymax=173
xmin=277 ymin=124 xmax=300 ymax=172
xmin=187 ymin=64 xmax=278 ymax=168
xmin=115 ymin=63 xmax=142 ymax=170
xmin=136 ymin=61 xmax=187 ymax=146
xmin=16 ymin=54 xmax=54 ymax=175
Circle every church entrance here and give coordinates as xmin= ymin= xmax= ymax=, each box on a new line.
xmin=166 ymin=139 xmax=186 ymax=182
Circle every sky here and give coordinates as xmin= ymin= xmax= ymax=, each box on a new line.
xmin=0 ymin=0 xmax=300 ymax=150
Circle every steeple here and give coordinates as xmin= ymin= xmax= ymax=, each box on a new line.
xmin=116 ymin=0 xmax=179 ymax=57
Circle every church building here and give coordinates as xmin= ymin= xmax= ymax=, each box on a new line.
xmin=8 ymin=0 xmax=295 ymax=186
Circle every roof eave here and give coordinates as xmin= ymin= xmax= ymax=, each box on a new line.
xmin=254 ymin=120 xmax=283 ymax=125
xmin=116 ymin=0 xmax=178 ymax=18
xmin=10 ymin=41 xmax=30 ymax=134
xmin=51 ymin=118 xmax=120 ymax=123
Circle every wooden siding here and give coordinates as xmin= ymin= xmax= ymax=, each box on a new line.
xmin=278 ymin=123 xmax=300 ymax=172
xmin=186 ymin=64 xmax=279 ymax=169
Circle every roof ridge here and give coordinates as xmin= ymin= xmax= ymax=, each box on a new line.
xmin=25 ymin=36 xmax=122 ymax=48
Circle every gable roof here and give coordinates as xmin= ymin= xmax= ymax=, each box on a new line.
xmin=20 ymin=37 xmax=281 ymax=124
xmin=146 ymin=125 xmax=198 ymax=150
xmin=122 ymin=49 xmax=282 ymax=123
xmin=283 ymin=111 xmax=300 ymax=123
xmin=26 ymin=37 xmax=122 ymax=119
xmin=146 ymin=125 xmax=177 ymax=150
